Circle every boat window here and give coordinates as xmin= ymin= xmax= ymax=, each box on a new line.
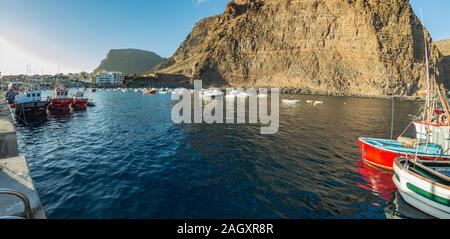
xmin=32 ymin=93 xmax=35 ymax=97
xmin=37 ymin=93 xmax=41 ymax=97
xmin=27 ymin=94 xmax=31 ymax=97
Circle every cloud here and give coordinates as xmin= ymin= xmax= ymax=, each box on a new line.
xmin=193 ymin=0 xmax=209 ymax=6
xmin=0 ymin=36 xmax=81 ymax=75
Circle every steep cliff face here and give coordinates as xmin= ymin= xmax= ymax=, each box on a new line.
xmin=436 ymin=39 xmax=450 ymax=83
xmin=156 ymin=0 xmax=446 ymax=96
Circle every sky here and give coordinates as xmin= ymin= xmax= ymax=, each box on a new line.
xmin=0 ymin=0 xmax=449 ymax=75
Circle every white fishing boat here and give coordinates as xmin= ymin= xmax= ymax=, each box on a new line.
xmin=14 ymin=89 xmax=49 ymax=117
xmin=313 ymin=101 xmax=323 ymax=106
xmin=393 ymin=157 xmax=450 ymax=219
xmin=172 ymin=88 xmax=190 ymax=97
xmin=282 ymin=99 xmax=301 ymax=105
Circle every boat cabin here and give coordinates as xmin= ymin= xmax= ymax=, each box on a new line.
xmin=54 ymin=88 xmax=69 ymax=98
xmin=73 ymin=91 xmax=85 ymax=99
xmin=8 ymin=82 xmax=26 ymax=92
xmin=15 ymin=90 xmax=42 ymax=104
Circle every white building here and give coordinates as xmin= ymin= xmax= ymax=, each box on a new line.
xmin=95 ymin=72 xmax=124 ymax=85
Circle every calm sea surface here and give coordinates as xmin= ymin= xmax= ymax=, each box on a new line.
xmin=15 ymin=89 xmax=426 ymax=218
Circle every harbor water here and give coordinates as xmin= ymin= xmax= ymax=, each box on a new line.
xmin=15 ymin=89 xmax=424 ymax=218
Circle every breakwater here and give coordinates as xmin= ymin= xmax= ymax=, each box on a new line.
xmin=0 ymin=92 xmax=45 ymax=219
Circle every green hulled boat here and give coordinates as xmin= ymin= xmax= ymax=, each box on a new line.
xmin=393 ymin=158 xmax=450 ymax=219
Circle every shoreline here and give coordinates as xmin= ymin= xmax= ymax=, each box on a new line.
xmin=95 ymin=83 xmax=425 ymax=101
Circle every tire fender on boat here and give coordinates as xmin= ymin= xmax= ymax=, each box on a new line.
xmin=439 ymin=113 xmax=449 ymax=125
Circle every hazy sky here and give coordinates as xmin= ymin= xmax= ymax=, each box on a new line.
xmin=0 ymin=0 xmax=449 ymax=75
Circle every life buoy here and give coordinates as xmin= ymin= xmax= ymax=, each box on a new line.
xmin=439 ymin=113 xmax=449 ymax=125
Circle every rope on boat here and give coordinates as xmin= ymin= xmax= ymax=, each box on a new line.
xmin=397 ymin=121 xmax=413 ymax=139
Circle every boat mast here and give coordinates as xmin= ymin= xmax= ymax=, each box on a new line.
xmin=419 ymin=9 xmax=433 ymax=150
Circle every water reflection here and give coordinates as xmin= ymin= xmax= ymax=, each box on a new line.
xmin=355 ymin=161 xmax=397 ymax=202
xmin=385 ymin=192 xmax=434 ymax=219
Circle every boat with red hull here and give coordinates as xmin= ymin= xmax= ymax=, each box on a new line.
xmin=48 ymin=88 xmax=72 ymax=111
xmin=358 ymin=24 xmax=450 ymax=171
xmin=359 ymin=138 xmax=450 ymax=171
xmin=71 ymin=91 xmax=88 ymax=110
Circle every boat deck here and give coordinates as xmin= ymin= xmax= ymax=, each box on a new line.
xmin=362 ymin=138 xmax=444 ymax=156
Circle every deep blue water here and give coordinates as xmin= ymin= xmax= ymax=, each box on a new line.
xmin=15 ymin=89 xmax=423 ymax=218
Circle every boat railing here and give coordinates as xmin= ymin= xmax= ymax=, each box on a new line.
xmin=0 ymin=188 xmax=32 ymax=219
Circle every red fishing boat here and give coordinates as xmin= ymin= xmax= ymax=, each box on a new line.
xmin=71 ymin=90 xmax=88 ymax=110
xmin=144 ymin=89 xmax=158 ymax=95
xmin=359 ymin=137 xmax=450 ymax=171
xmin=48 ymin=87 xmax=72 ymax=111
xmin=358 ymin=26 xmax=450 ymax=171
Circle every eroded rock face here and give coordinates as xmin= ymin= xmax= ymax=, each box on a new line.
xmin=436 ymin=39 xmax=450 ymax=83
xmin=156 ymin=0 xmax=447 ymax=96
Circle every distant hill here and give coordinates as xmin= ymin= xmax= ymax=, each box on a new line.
xmin=95 ymin=49 xmax=165 ymax=75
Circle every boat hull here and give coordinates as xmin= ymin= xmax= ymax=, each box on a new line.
xmin=71 ymin=99 xmax=88 ymax=110
xmin=393 ymin=159 xmax=450 ymax=219
xmin=48 ymin=98 xmax=72 ymax=111
xmin=359 ymin=138 xmax=449 ymax=171
xmin=15 ymin=101 xmax=49 ymax=117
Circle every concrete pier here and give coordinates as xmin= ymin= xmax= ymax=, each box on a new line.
xmin=0 ymin=94 xmax=46 ymax=219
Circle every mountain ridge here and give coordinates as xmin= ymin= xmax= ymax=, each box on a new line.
xmin=95 ymin=48 xmax=165 ymax=75
xmin=155 ymin=0 xmax=449 ymax=97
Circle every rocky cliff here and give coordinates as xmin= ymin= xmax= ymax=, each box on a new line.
xmin=436 ymin=39 xmax=450 ymax=83
xmin=155 ymin=0 xmax=448 ymax=97
xmin=96 ymin=49 xmax=165 ymax=75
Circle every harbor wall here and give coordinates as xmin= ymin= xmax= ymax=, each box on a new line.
xmin=0 ymin=92 xmax=46 ymax=219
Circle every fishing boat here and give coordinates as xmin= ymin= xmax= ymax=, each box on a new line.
xmin=359 ymin=138 xmax=450 ymax=170
xmin=13 ymin=89 xmax=49 ymax=118
xmin=282 ymin=99 xmax=301 ymax=105
xmin=48 ymin=87 xmax=72 ymax=111
xmin=358 ymin=22 xmax=450 ymax=170
xmin=393 ymin=157 xmax=450 ymax=219
xmin=71 ymin=90 xmax=88 ymax=110
xmin=87 ymin=98 xmax=96 ymax=107
xmin=144 ymin=89 xmax=158 ymax=95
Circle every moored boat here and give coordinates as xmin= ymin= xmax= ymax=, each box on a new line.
xmin=14 ymin=89 xmax=49 ymax=118
xmin=393 ymin=157 xmax=450 ymax=219
xmin=359 ymin=137 xmax=450 ymax=170
xmin=87 ymin=98 xmax=96 ymax=107
xmin=71 ymin=90 xmax=88 ymax=110
xmin=358 ymin=23 xmax=450 ymax=171
xmin=144 ymin=89 xmax=158 ymax=95
xmin=48 ymin=87 xmax=72 ymax=111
